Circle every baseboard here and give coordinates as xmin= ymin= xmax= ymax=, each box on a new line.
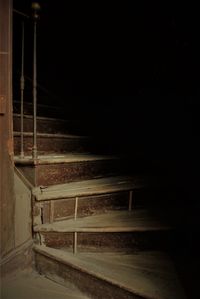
xmin=0 ymin=239 xmax=33 ymax=277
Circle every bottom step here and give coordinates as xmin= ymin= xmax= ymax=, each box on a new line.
xmin=34 ymin=245 xmax=186 ymax=299
xmin=1 ymin=269 xmax=89 ymax=299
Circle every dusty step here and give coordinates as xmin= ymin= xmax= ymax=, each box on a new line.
xmin=33 ymin=191 xmax=171 ymax=226
xmin=34 ymin=246 xmax=186 ymax=299
xmin=34 ymin=210 xmax=174 ymax=252
xmin=34 ymin=210 xmax=172 ymax=232
xmin=2 ymin=269 xmax=90 ymax=299
xmin=32 ymin=175 xmax=147 ymax=226
xmin=33 ymin=191 xmax=131 ymax=225
xmin=14 ymin=154 xmax=122 ymax=186
xmin=13 ymin=101 xmax=67 ymax=118
xmin=13 ymin=113 xmax=83 ymax=135
xmin=14 ymin=132 xmax=90 ymax=155
xmin=32 ymin=175 xmax=146 ymax=201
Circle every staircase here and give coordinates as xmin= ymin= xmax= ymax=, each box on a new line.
xmin=13 ymin=100 xmax=186 ymax=299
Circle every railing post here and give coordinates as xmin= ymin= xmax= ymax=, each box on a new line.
xmin=31 ymin=2 xmax=40 ymax=160
xmin=20 ymin=21 xmax=25 ymax=158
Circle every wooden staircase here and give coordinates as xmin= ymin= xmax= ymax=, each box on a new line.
xmin=13 ymin=101 xmax=186 ymax=299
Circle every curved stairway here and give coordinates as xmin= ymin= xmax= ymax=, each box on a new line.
xmin=13 ymin=101 xmax=187 ymax=299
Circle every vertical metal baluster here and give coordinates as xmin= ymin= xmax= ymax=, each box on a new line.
xmin=20 ymin=21 xmax=25 ymax=158
xmin=31 ymin=2 xmax=40 ymax=160
xmin=74 ymin=197 xmax=78 ymax=220
xmin=73 ymin=232 xmax=77 ymax=254
xmin=32 ymin=18 xmax=37 ymax=159
xmin=129 ymin=190 xmax=133 ymax=211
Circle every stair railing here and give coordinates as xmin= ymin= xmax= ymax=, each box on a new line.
xmin=20 ymin=20 xmax=25 ymax=158
xmin=13 ymin=9 xmax=29 ymax=158
xmin=31 ymin=2 xmax=40 ymax=160
xmin=13 ymin=2 xmax=41 ymax=160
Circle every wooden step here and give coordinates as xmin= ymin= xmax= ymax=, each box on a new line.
xmin=34 ymin=210 xmax=172 ymax=232
xmin=33 ymin=190 xmax=172 ymax=227
xmin=13 ymin=113 xmax=82 ymax=135
xmin=32 ymin=175 xmax=146 ymax=201
xmin=2 ymin=269 xmax=90 ymax=299
xmin=13 ymin=101 xmax=67 ymax=118
xmin=14 ymin=154 xmax=122 ymax=186
xmin=34 ymin=210 xmax=174 ymax=252
xmin=34 ymin=246 xmax=186 ymax=299
xmin=33 ymin=191 xmax=131 ymax=225
xmin=32 ymin=175 xmax=147 ymax=226
xmin=14 ymin=132 xmax=90 ymax=155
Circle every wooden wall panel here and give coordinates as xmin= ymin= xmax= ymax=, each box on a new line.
xmin=0 ymin=0 xmax=15 ymax=258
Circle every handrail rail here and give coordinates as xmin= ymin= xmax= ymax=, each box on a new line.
xmin=13 ymin=9 xmax=30 ymax=19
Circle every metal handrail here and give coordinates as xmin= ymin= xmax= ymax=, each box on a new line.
xmin=13 ymin=9 xmax=28 ymax=159
xmin=13 ymin=9 xmax=30 ymax=19
xmin=20 ymin=21 xmax=25 ymax=158
xmin=13 ymin=3 xmax=41 ymax=160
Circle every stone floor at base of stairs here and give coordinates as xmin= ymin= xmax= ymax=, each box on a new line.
xmin=1 ymin=268 xmax=89 ymax=299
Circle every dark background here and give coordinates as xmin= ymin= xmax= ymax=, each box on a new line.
xmin=13 ymin=0 xmax=199 ymax=182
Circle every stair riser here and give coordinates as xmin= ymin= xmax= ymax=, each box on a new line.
xmin=17 ymin=160 xmax=120 ymax=186
xmin=37 ymin=231 xmax=173 ymax=253
xmin=14 ymin=136 xmax=89 ymax=155
xmin=13 ymin=116 xmax=81 ymax=135
xmin=35 ymin=252 xmax=144 ymax=299
xmin=33 ymin=192 xmax=130 ymax=225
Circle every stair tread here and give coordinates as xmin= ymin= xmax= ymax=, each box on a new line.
xmin=34 ymin=210 xmax=172 ymax=232
xmin=14 ymin=153 xmax=118 ymax=165
xmin=2 ymin=269 xmax=90 ymax=299
xmin=13 ymin=131 xmax=88 ymax=139
xmin=34 ymin=245 xmax=186 ymax=299
xmin=13 ymin=100 xmax=61 ymax=110
xmin=33 ymin=175 xmax=146 ymax=201
xmin=13 ymin=113 xmax=77 ymax=123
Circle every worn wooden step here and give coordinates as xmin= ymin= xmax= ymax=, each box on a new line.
xmin=13 ymin=113 xmax=83 ymax=135
xmin=32 ymin=175 xmax=146 ymax=201
xmin=14 ymin=154 xmax=123 ymax=186
xmin=2 ymin=269 xmax=90 ymax=299
xmin=33 ymin=191 xmax=131 ymax=226
xmin=32 ymin=175 xmax=147 ymax=226
xmin=34 ymin=246 xmax=186 ymax=299
xmin=14 ymin=132 xmax=90 ymax=155
xmin=33 ymin=193 xmax=182 ymax=231
xmin=34 ymin=210 xmax=172 ymax=232
xmin=13 ymin=101 xmax=67 ymax=118
xmin=33 ymin=190 xmax=172 ymax=226
xmin=34 ymin=210 xmax=174 ymax=252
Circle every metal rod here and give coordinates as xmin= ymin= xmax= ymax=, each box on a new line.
xmin=129 ymin=190 xmax=133 ymax=211
xmin=74 ymin=197 xmax=78 ymax=220
xmin=20 ymin=21 xmax=25 ymax=158
xmin=32 ymin=20 xmax=37 ymax=159
xmin=13 ymin=9 xmax=30 ymax=19
xmin=73 ymin=232 xmax=77 ymax=254
xmin=50 ymin=200 xmax=54 ymax=223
